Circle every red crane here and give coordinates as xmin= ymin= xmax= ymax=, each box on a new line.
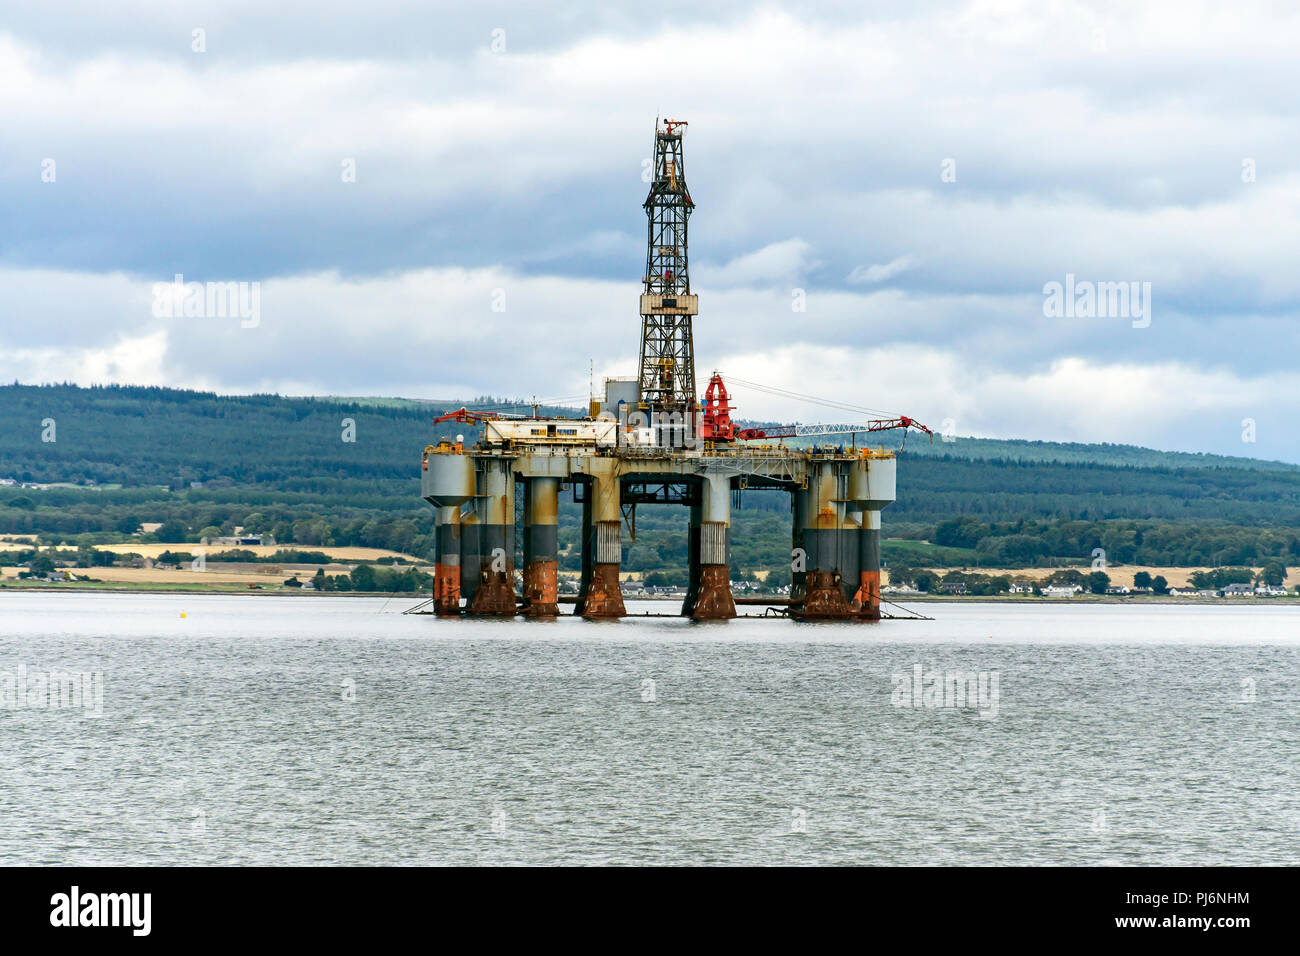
xmin=699 ymin=372 xmax=735 ymax=441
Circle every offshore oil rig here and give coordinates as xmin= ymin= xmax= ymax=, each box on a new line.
xmin=421 ymin=119 xmax=929 ymax=622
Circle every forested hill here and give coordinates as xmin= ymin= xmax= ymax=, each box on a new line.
xmin=3 ymin=382 xmax=1300 ymax=529
xmin=899 ymin=434 xmax=1299 ymax=472
xmin=0 ymin=383 xmax=536 ymax=490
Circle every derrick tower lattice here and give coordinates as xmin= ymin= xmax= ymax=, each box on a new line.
xmin=638 ymin=119 xmax=697 ymax=446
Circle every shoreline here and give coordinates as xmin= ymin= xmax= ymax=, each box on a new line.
xmin=3 ymin=581 xmax=1298 ymax=607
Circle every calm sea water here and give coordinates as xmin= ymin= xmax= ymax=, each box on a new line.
xmin=0 ymin=591 xmax=1296 ymax=866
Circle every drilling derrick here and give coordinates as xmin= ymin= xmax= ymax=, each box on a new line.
xmin=638 ymin=119 xmax=698 ymax=447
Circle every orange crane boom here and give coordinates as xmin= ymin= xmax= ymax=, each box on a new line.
xmin=432 ymin=407 xmax=525 ymax=426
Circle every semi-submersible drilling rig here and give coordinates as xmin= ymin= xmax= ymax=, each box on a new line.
xmin=421 ymin=119 xmax=928 ymax=622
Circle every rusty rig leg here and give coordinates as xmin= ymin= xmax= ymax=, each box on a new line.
xmin=434 ymin=505 xmax=461 ymax=616
xmin=852 ymin=508 xmax=882 ymax=621
xmin=848 ymin=457 xmax=888 ymax=622
xmin=799 ymin=462 xmax=853 ymax=620
xmin=582 ymin=471 xmax=625 ymax=620
xmin=691 ymin=472 xmax=736 ymax=620
xmin=469 ymin=459 xmax=517 ymax=616
xmin=522 ymin=477 xmax=559 ymax=618
xmin=423 ymin=449 xmax=474 ymax=616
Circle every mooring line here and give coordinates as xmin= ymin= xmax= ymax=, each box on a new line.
xmin=881 ymin=599 xmax=933 ymax=620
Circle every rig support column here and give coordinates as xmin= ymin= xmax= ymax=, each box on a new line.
xmin=469 ymin=459 xmax=517 ymax=616
xmin=800 ymin=461 xmax=853 ymax=620
xmin=522 ymin=477 xmax=560 ymax=618
xmin=690 ymin=472 xmax=736 ymax=620
xmin=434 ymin=505 xmax=461 ymax=616
xmin=421 ymin=446 xmax=475 ymax=615
xmin=849 ymin=454 xmax=894 ymax=622
xmin=852 ymin=508 xmax=882 ymax=621
xmin=581 ymin=470 xmax=626 ymax=619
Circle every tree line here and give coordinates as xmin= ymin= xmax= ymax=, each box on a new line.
xmin=6 ymin=383 xmax=1300 ymax=578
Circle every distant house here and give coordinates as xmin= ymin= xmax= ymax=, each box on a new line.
xmin=1105 ymin=585 xmax=1130 ymax=595
xmin=1223 ymin=583 xmax=1253 ymax=596
xmin=1196 ymin=589 xmax=1220 ymax=598
xmin=1129 ymin=586 xmax=1152 ymax=595
xmin=884 ymin=584 xmax=921 ymax=595
xmin=1042 ymin=584 xmax=1082 ymax=597
xmin=938 ymin=582 xmax=967 ymax=595
xmin=204 ymin=534 xmax=276 ymax=547
xmin=1009 ymin=582 xmax=1035 ymax=595
xmin=1255 ymin=585 xmax=1289 ymax=597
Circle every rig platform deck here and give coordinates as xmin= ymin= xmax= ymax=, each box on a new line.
xmin=422 ymin=440 xmax=895 ymax=621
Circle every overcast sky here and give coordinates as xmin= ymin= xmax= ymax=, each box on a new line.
xmin=3 ymin=1 xmax=1299 ymax=461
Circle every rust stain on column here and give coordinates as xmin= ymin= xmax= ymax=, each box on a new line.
xmin=801 ymin=570 xmax=853 ymax=619
xmin=582 ymin=560 xmax=626 ymax=619
xmin=470 ymin=567 xmax=517 ymax=615
xmin=434 ymin=565 xmax=461 ymax=616
xmin=523 ymin=477 xmax=559 ymax=618
xmin=523 ymin=561 xmax=558 ymax=618
xmin=692 ymin=564 xmax=736 ymax=619
xmin=433 ymin=504 xmax=461 ymax=616
xmin=852 ymin=509 xmax=882 ymax=622
xmin=851 ymin=570 xmax=881 ymax=621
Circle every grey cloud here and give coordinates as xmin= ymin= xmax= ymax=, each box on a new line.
xmin=4 ymin=2 xmax=1299 ymax=460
